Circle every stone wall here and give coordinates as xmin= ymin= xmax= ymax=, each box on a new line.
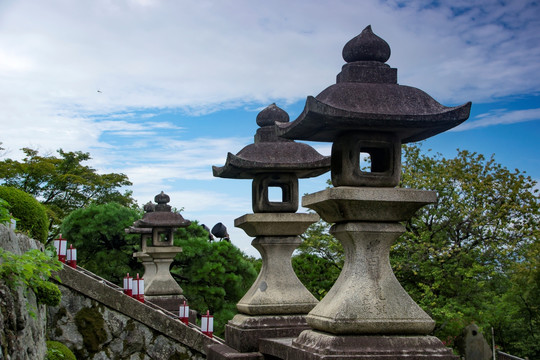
xmin=0 ymin=225 xmax=47 ymax=360
xmin=47 ymin=283 xmax=206 ymax=359
xmin=1 ymin=224 xmax=217 ymax=359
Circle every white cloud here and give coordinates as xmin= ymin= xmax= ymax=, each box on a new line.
xmin=454 ymin=108 xmax=540 ymax=131
xmin=1 ymin=0 xmax=539 ymax=257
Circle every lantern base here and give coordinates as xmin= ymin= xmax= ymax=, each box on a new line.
xmin=259 ymin=330 xmax=458 ymax=359
xmin=145 ymin=294 xmax=186 ymax=315
xmin=225 ymin=314 xmax=311 ymax=353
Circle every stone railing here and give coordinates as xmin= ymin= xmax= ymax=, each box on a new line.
xmin=48 ymin=263 xmax=222 ymax=358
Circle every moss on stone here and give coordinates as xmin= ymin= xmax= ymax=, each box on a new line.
xmin=45 ymin=341 xmax=76 ymax=360
xmin=74 ymin=306 xmax=107 ymax=353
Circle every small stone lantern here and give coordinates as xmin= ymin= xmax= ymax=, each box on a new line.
xmin=128 ymin=202 xmax=156 ymax=286
xmin=130 ymin=191 xmax=190 ymax=313
xmin=261 ymin=26 xmax=471 ymax=359
xmin=213 ymin=103 xmax=330 ymax=353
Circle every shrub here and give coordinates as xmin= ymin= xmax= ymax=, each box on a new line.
xmin=0 ymin=186 xmax=49 ymax=242
xmin=45 ymin=341 xmax=76 ymax=360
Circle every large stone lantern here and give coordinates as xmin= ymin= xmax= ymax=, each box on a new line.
xmin=260 ymin=26 xmax=471 ymax=359
xmin=212 ymin=103 xmax=331 ymax=353
xmin=130 ymin=191 xmax=190 ymax=313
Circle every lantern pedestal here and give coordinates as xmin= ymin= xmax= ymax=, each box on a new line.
xmin=302 ymin=187 xmax=436 ymax=335
xmin=144 ymin=246 xmax=185 ymax=314
xmin=133 ymin=251 xmax=157 ymax=287
xmin=224 ymin=212 xmax=319 ymax=353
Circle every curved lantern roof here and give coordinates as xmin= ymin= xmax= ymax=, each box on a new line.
xmin=212 ymin=104 xmax=330 ymax=179
xmin=276 ymin=26 xmax=471 ymax=143
xmin=133 ymin=191 xmax=190 ymax=228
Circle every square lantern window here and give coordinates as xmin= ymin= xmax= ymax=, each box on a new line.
xmin=252 ymin=173 xmax=299 ymax=213
xmin=152 ymin=228 xmax=174 ymax=246
xmin=331 ymin=132 xmax=400 ymax=187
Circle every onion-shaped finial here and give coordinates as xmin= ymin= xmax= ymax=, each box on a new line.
xmin=256 ymin=103 xmax=290 ymax=127
xmin=154 ymin=191 xmax=170 ymax=205
xmin=342 ymin=25 xmax=391 ymax=63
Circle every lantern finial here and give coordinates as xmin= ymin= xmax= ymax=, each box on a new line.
xmin=342 ymin=25 xmax=391 ymax=63
xmin=256 ymin=103 xmax=290 ymax=127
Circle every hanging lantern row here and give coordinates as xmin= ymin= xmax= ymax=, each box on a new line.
xmin=201 ymin=310 xmax=214 ymax=338
xmin=122 ymin=272 xmax=144 ymax=303
xmin=179 ymin=301 xmax=190 ymax=325
xmin=53 ymin=234 xmax=77 ymax=269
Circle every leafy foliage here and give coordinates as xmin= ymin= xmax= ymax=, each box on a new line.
xmin=295 ymin=144 xmax=539 ymax=357
xmin=0 ymin=186 xmax=49 ymax=242
xmin=0 ymin=248 xmax=63 ymax=308
xmin=293 ymin=219 xmax=343 ymax=299
xmin=0 ymin=148 xmax=135 ymax=237
xmin=0 ymin=197 xmax=13 ymax=224
xmin=60 ymin=202 xmax=142 ymax=284
xmin=172 ymin=222 xmax=258 ymax=336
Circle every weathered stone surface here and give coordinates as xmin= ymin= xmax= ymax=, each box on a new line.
xmin=252 ymin=173 xmax=298 ymax=213
xmin=234 ymin=213 xmax=319 ymax=237
xmin=236 ymin=235 xmax=318 ymax=315
xmin=305 ymin=222 xmax=434 ymax=335
xmin=133 ymin=251 xmax=157 ymax=285
xmin=330 ymin=132 xmax=401 ymax=187
xmin=0 ymin=225 xmax=47 ymax=360
xmin=259 ymin=331 xmax=458 ymax=359
xmin=207 ymin=343 xmax=264 ymax=360
xmin=225 ymin=315 xmax=311 ymax=353
xmin=47 ymin=284 xmax=207 ymax=360
xmin=213 ymin=104 xmax=330 ymax=213
xmin=143 ymin=246 xmax=184 ymax=296
xmin=276 ymin=34 xmax=471 ymax=144
xmin=49 ymin=265 xmax=218 ymax=359
xmin=302 ymin=187 xmax=436 ymax=223
xmin=455 ymin=324 xmax=493 ymax=360
xmin=0 ymin=282 xmax=47 ymax=360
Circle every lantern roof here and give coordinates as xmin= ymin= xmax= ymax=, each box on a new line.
xmin=212 ymin=103 xmax=330 ymax=179
xmin=276 ymin=25 xmax=471 ymax=143
xmin=133 ymin=191 xmax=190 ymax=228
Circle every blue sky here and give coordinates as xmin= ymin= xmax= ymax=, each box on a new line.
xmin=0 ymin=0 xmax=539 ymax=257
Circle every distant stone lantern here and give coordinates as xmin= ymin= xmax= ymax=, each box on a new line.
xmin=213 ymin=103 xmax=331 ymax=353
xmin=129 ymin=191 xmax=190 ymax=313
xmin=260 ymin=26 xmax=471 ymax=359
xmin=128 ymin=202 xmax=156 ymax=286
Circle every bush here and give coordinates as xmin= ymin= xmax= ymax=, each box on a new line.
xmin=0 ymin=186 xmax=48 ymax=242
xmin=34 ymin=280 xmax=62 ymax=306
xmin=45 ymin=341 xmax=76 ymax=360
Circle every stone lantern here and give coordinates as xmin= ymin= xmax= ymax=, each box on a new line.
xmin=130 ymin=191 xmax=190 ymax=313
xmin=260 ymin=26 xmax=471 ymax=359
xmin=212 ymin=103 xmax=331 ymax=353
xmin=128 ymin=202 xmax=157 ymax=286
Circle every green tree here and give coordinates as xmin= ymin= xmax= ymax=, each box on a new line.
xmin=295 ymin=144 xmax=539 ymax=357
xmin=60 ymin=203 xmax=142 ymax=284
xmin=172 ymin=222 xmax=258 ymax=336
xmin=293 ymin=219 xmax=343 ymax=299
xmin=0 ymin=148 xmax=135 ymax=236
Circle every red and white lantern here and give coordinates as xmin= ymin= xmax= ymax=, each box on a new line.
xmin=66 ymin=244 xmax=77 ymax=269
xmin=201 ymin=310 xmax=213 ymax=338
xmin=132 ymin=273 xmax=145 ymax=303
xmin=123 ymin=273 xmax=133 ymax=296
xmin=179 ymin=301 xmax=189 ymax=325
xmin=53 ymin=234 xmax=67 ymax=263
